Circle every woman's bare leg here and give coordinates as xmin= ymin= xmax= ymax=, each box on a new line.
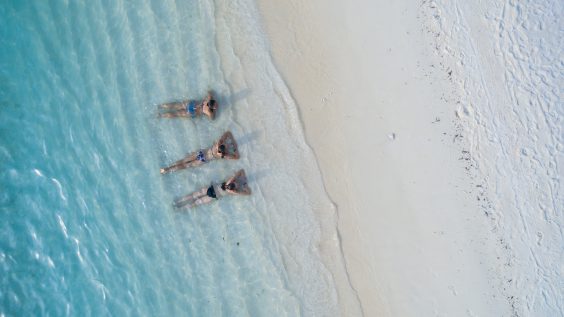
xmin=190 ymin=195 xmax=214 ymax=208
xmin=158 ymin=111 xmax=189 ymax=118
xmin=159 ymin=101 xmax=186 ymax=110
xmin=173 ymin=194 xmax=194 ymax=208
xmin=177 ymin=152 xmax=199 ymax=165
xmin=174 ymin=188 xmax=207 ymax=208
xmin=160 ymin=162 xmax=188 ymax=174
xmin=160 ymin=152 xmax=203 ymax=174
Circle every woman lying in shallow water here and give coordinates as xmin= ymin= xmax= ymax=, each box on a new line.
xmin=157 ymin=91 xmax=217 ymax=120
xmin=174 ymin=169 xmax=251 ymax=209
xmin=160 ymin=131 xmax=239 ymax=174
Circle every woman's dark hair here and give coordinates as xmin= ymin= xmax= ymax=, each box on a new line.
xmin=219 ymin=144 xmax=226 ymax=158
xmin=228 ymin=183 xmax=236 ymax=190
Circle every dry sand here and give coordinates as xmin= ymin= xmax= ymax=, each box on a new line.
xmin=257 ymin=0 xmax=513 ymax=315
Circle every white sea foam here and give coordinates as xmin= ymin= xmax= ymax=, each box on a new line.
xmin=51 ymin=178 xmax=67 ymax=202
xmin=57 ymin=214 xmax=69 ymax=239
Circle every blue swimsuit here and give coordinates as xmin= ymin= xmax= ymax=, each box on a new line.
xmin=187 ymin=101 xmax=197 ymax=117
xmin=196 ymin=150 xmax=206 ymax=162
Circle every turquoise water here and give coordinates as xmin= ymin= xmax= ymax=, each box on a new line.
xmin=0 ymin=1 xmax=343 ymax=316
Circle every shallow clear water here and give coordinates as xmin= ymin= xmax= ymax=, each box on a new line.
xmin=0 ymin=0 xmax=341 ymax=316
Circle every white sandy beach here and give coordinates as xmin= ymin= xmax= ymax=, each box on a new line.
xmin=257 ymin=0 xmax=562 ymax=316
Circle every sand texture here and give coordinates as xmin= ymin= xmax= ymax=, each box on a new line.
xmin=257 ymin=0 xmax=562 ymax=316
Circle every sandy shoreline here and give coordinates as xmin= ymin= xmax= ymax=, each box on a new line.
xmin=256 ymin=0 xmax=512 ymax=315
